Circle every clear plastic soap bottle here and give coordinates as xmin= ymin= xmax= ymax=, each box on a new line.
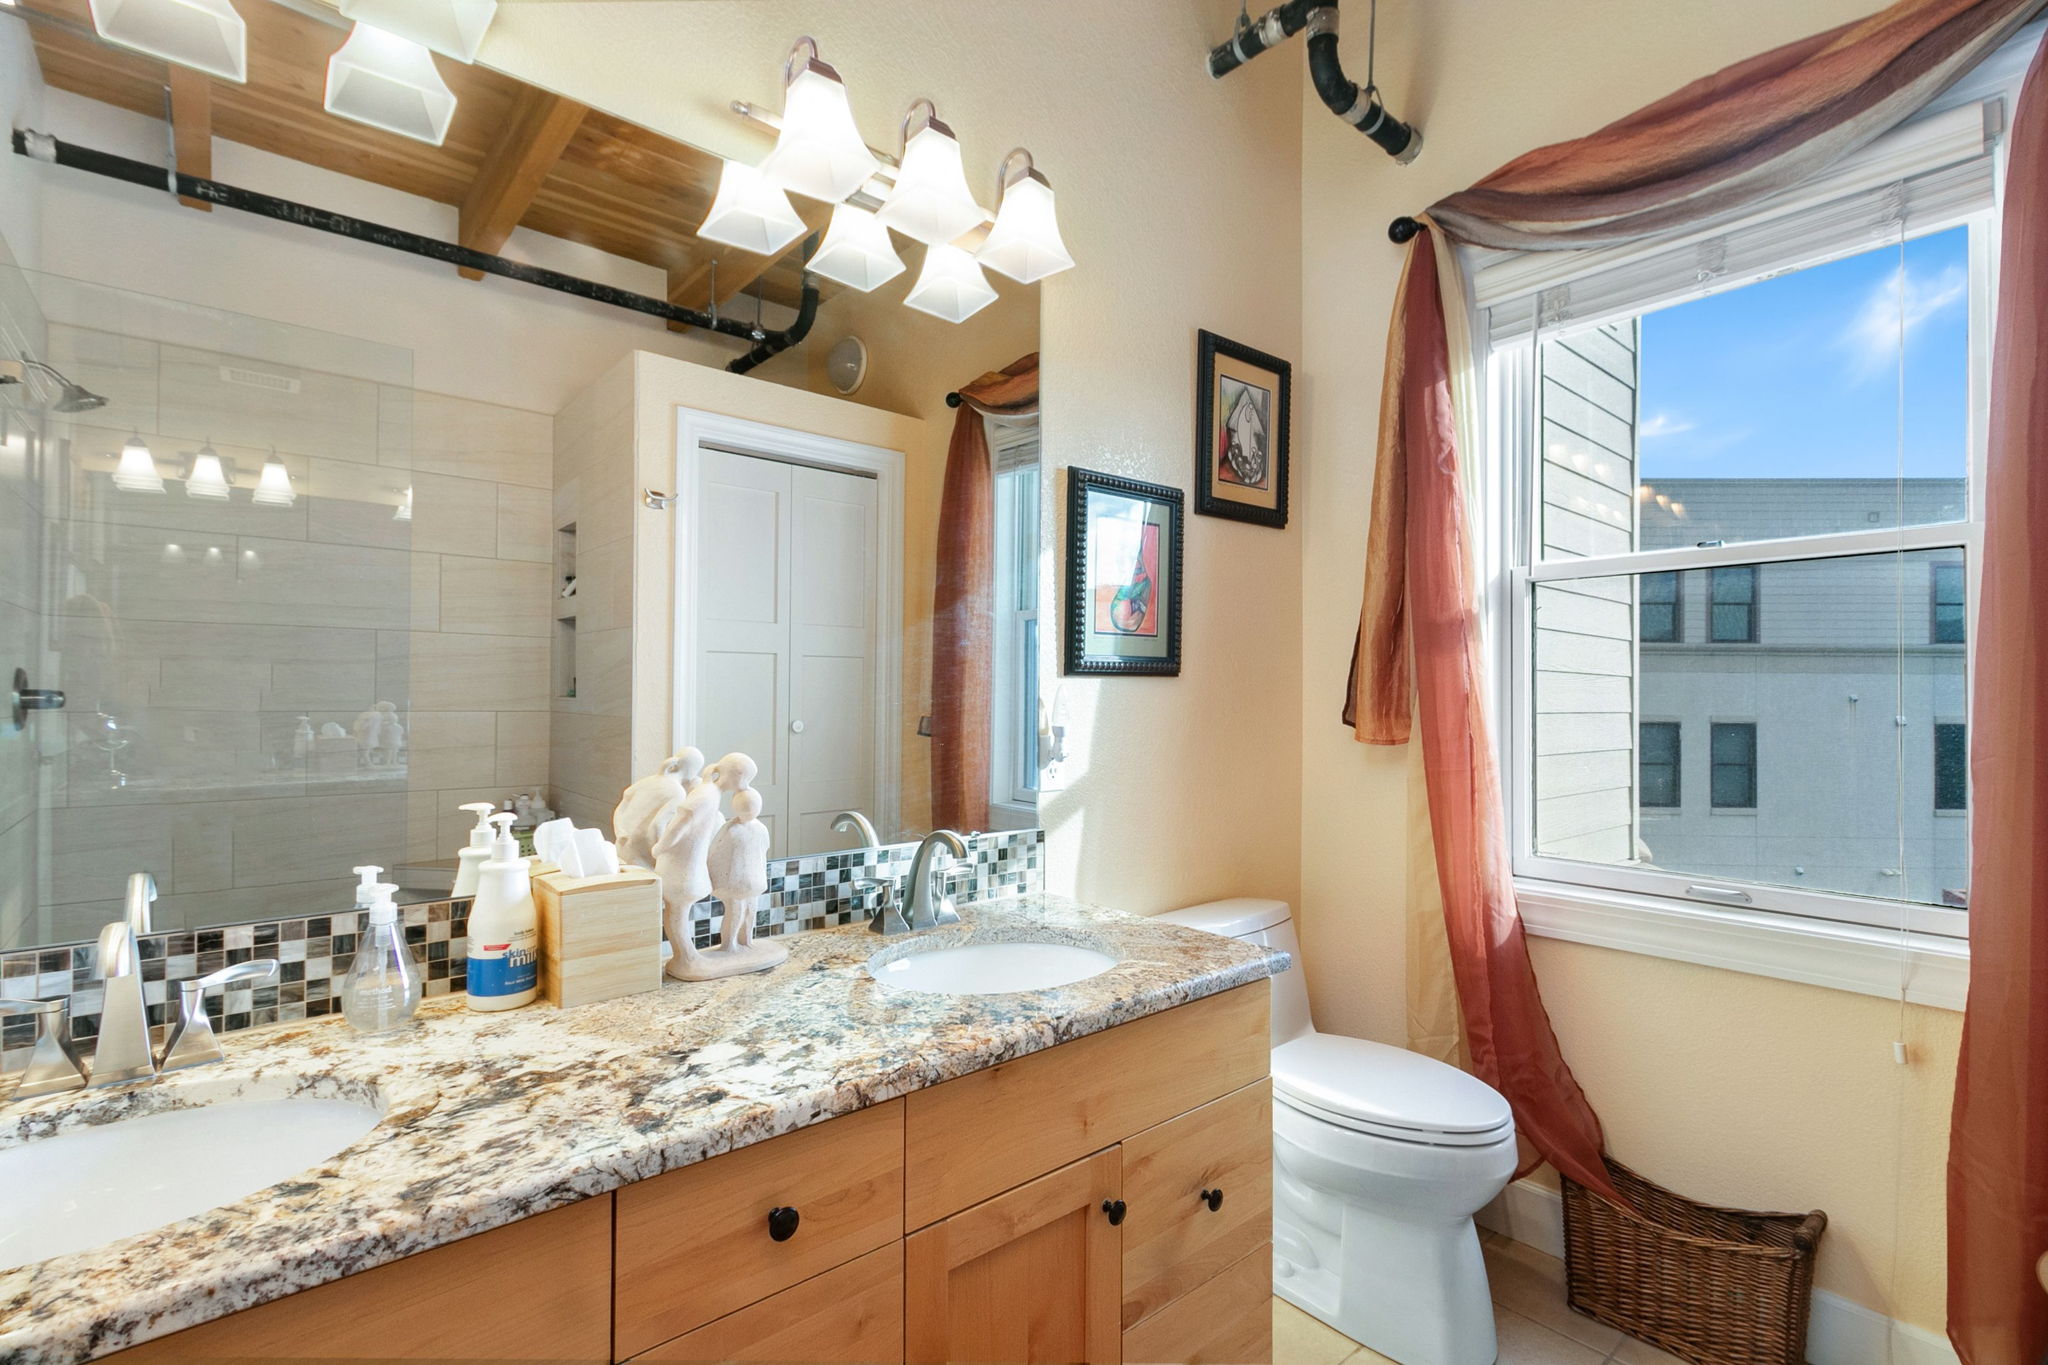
xmin=340 ymin=881 xmax=424 ymax=1035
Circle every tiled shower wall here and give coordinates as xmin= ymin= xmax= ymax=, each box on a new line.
xmin=0 ymin=829 xmax=1043 ymax=1062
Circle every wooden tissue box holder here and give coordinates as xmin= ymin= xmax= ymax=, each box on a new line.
xmin=531 ymin=868 xmax=663 ymax=1008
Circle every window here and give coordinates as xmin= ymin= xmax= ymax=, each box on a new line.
xmin=1931 ymin=561 xmax=1966 ymax=644
xmin=1707 ymin=566 xmax=1758 ymax=643
xmin=1640 ymin=572 xmax=1680 ymax=643
xmin=1709 ymin=723 xmax=1757 ymax=809
xmin=1639 ymin=722 xmax=1680 ymax=808
xmin=1935 ymin=722 xmax=1967 ymax=812
xmin=989 ymin=427 xmax=1042 ymax=817
xmin=1498 ymin=101 xmax=1994 ymax=940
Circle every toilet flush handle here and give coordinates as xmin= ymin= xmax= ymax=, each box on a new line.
xmin=1200 ymin=1188 xmax=1224 ymax=1212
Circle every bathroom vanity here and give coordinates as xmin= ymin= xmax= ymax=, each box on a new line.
xmin=0 ymin=897 xmax=1283 ymax=1364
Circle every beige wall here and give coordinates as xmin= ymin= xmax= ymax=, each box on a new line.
xmin=1298 ymin=0 xmax=1955 ymax=1331
xmin=485 ymin=0 xmax=1306 ymax=920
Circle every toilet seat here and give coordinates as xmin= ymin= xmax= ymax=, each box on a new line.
xmin=1273 ymin=1033 xmax=1514 ymax=1148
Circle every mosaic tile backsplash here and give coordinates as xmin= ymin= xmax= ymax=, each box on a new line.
xmin=0 ymin=830 xmax=1044 ymax=1063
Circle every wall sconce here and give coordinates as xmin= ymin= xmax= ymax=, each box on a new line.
xmin=877 ymin=100 xmax=985 ymax=246
xmin=87 ymin=0 xmax=247 ymax=83
xmin=338 ymin=0 xmax=496 ymax=64
xmin=252 ymin=451 xmax=296 ymax=507
xmin=394 ymin=485 xmax=413 ymax=521
xmin=977 ymin=149 xmax=1074 ymax=284
xmin=112 ymin=435 xmax=164 ymax=493
xmin=904 ymin=244 xmax=998 ymax=323
xmin=807 ymin=203 xmax=905 ymax=292
xmin=698 ymin=159 xmax=807 ymax=255
xmin=325 ymin=23 xmax=457 ymax=147
xmin=183 ymin=443 xmax=231 ymax=500
xmin=758 ymin=38 xmax=878 ymax=204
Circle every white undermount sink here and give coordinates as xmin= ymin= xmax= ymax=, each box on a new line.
xmin=0 ymin=1086 xmax=384 ymax=1270
xmin=868 ymin=940 xmax=1117 ymax=996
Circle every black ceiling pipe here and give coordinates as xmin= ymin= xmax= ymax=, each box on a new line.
xmin=726 ymin=240 xmax=821 ymax=375
xmin=1209 ymin=1 xmax=1421 ymax=163
xmin=10 ymin=128 xmax=817 ymax=353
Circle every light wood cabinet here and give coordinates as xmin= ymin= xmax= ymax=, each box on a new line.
xmin=905 ymin=1148 xmax=1124 ymax=1365
xmin=1121 ymin=1082 xmax=1273 ymax=1330
xmin=1123 ymin=1244 xmax=1273 ymax=1365
xmin=631 ymin=1243 xmax=903 ymax=1363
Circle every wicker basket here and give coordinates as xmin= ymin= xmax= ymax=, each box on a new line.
xmin=1560 ymin=1158 xmax=1827 ymax=1365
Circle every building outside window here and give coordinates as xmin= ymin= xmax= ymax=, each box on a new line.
xmin=1935 ymin=722 xmax=1968 ymax=812
xmin=1932 ymin=561 xmax=1967 ymax=644
xmin=1707 ymin=565 xmax=1758 ymax=643
xmin=1709 ymin=723 xmax=1758 ymax=809
xmin=1639 ymin=722 xmax=1681 ymax=808
xmin=1640 ymin=572 xmax=1681 ymax=643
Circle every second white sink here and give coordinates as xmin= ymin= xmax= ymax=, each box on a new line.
xmin=869 ymin=941 xmax=1117 ymax=995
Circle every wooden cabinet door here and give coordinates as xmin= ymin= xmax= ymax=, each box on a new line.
xmin=1121 ymin=1081 xmax=1272 ymax=1329
xmin=631 ymin=1243 xmax=902 ymax=1363
xmin=1122 ymin=1244 xmax=1272 ymax=1365
xmin=905 ymin=1147 xmax=1124 ymax=1365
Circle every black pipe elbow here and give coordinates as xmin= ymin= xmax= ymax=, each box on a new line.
xmin=726 ymin=273 xmax=820 ymax=375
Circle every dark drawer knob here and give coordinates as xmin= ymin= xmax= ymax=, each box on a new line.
xmin=767 ymin=1206 xmax=800 ymax=1242
xmin=1200 ymin=1188 xmax=1224 ymax=1212
xmin=1102 ymin=1199 xmax=1127 ymax=1226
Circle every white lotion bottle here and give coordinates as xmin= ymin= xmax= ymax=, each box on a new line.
xmin=466 ymin=813 xmax=539 ymax=1011
xmin=341 ymin=882 xmax=423 ymax=1035
xmin=451 ymin=802 xmax=498 ymax=899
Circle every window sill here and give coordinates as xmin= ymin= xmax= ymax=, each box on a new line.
xmin=1514 ymin=879 xmax=1968 ymax=1011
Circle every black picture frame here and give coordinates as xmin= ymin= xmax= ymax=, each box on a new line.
xmin=1063 ymin=468 xmax=1184 ymax=677
xmin=1194 ymin=329 xmax=1291 ymax=529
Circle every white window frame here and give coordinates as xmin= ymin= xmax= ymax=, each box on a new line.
xmin=988 ymin=420 xmax=1041 ymax=827
xmin=1468 ymin=26 xmax=2048 ymax=1005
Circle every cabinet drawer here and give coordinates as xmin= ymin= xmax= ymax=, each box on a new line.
xmin=1122 ymin=1243 xmax=1272 ymax=1365
xmin=1122 ymin=1081 xmax=1273 ymax=1329
xmin=905 ymin=984 xmax=1268 ymax=1227
xmin=631 ymin=1243 xmax=903 ymax=1363
xmin=614 ymin=1101 xmax=904 ymax=1358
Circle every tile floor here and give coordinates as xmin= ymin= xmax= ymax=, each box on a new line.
xmin=1273 ymin=1231 xmax=1690 ymax=1365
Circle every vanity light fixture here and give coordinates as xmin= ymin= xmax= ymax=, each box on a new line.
xmin=698 ymin=158 xmax=807 ymax=256
xmin=325 ymin=23 xmax=458 ymax=147
xmin=904 ymin=243 xmax=999 ymax=323
xmin=252 ymin=451 xmax=296 ymax=507
xmin=338 ymin=0 xmax=496 ymax=64
xmin=976 ymin=149 xmax=1074 ymax=284
xmin=758 ymin=38 xmax=879 ymax=204
xmin=807 ymin=202 xmax=905 ymax=292
xmin=87 ymin=0 xmax=247 ymax=83
xmin=111 ymin=435 xmax=164 ymax=494
xmin=394 ymin=485 xmax=413 ymax=521
xmin=183 ymin=444 xmax=231 ymax=500
xmin=876 ymin=100 xmax=985 ymax=247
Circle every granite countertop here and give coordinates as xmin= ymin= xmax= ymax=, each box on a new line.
xmin=0 ymin=894 xmax=1286 ymax=1364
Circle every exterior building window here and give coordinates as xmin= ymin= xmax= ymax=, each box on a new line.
xmin=1709 ymin=723 xmax=1757 ymax=810
xmin=1708 ymin=565 xmax=1758 ymax=643
xmin=1639 ymin=722 xmax=1680 ymax=808
xmin=1932 ymin=562 xmax=1966 ymax=644
xmin=1640 ymin=572 xmax=1681 ymax=643
xmin=1935 ymin=722 xmax=1967 ymax=812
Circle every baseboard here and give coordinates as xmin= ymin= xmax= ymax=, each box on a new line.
xmin=1477 ymin=1177 xmax=1959 ymax=1365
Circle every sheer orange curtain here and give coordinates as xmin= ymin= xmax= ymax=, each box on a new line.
xmin=1345 ymin=0 xmax=2045 ymax=1230
xmin=930 ymin=354 xmax=1038 ymax=832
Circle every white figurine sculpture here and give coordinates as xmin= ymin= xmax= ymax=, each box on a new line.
xmin=707 ymin=788 xmax=772 ymax=950
xmin=651 ymin=772 xmax=721 ymax=980
xmin=613 ymin=746 xmax=704 ymax=870
xmin=657 ymin=751 xmax=785 ymax=981
xmin=351 ymin=701 xmax=406 ymax=767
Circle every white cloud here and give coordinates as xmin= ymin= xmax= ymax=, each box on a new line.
xmin=1842 ymin=262 xmax=1967 ymax=378
xmin=1639 ymin=411 xmax=1694 ymax=440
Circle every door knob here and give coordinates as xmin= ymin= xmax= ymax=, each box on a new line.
xmin=1101 ymin=1199 xmax=1127 ymax=1226
xmin=767 ymin=1206 xmax=800 ymax=1241
xmin=789 ymin=719 xmax=805 ymax=734
xmin=10 ymin=668 xmax=65 ymax=730
xmin=1200 ymin=1188 xmax=1224 ymax=1212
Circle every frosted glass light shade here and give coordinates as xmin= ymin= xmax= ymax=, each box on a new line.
xmin=184 ymin=445 xmax=230 ymax=499
xmin=252 ymin=455 xmax=296 ymax=507
xmin=339 ymin=0 xmax=496 ymax=63
xmin=112 ymin=436 xmax=164 ymax=493
xmin=978 ymin=172 xmax=1074 ymax=284
xmin=325 ymin=23 xmax=457 ymax=147
xmin=698 ymin=159 xmax=806 ymax=256
xmin=760 ymin=64 xmax=878 ymax=204
xmin=808 ymin=203 xmax=905 ymax=292
xmin=876 ymin=120 xmax=984 ymax=246
xmin=904 ymin=245 xmax=998 ymax=324
xmin=88 ymin=0 xmax=247 ymax=83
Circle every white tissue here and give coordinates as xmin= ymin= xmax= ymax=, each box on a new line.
xmin=533 ymin=817 xmax=576 ymax=867
xmin=574 ymin=827 xmax=619 ymax=877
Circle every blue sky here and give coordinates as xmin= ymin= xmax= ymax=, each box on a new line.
xmin=1635 ymin=224 xmax=1970 ymax=481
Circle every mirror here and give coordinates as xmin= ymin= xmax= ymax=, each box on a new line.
xmin=0 ymin=0 xmax=1042 ymax=949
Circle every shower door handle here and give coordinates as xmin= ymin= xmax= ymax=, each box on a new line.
xmin=10 ymin=668 xmax=65 ymax=729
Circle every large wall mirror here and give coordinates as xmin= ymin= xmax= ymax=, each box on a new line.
xmin=0 ymin=0 xmax=1046 ymax=950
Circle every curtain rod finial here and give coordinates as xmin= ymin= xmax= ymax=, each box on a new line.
xmin=1388 ymin=215 xmax=1423 ymax=244
xmin=945 ymin=392 xmax=963 ymax=408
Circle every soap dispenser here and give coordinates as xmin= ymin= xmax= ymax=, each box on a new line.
xmin=452 ymin=802 xmax=497 ymax=898
xmin=340 ymin=882 xmax=423 ymax=1035
xmin=353 ymin=864 xmax=383 ymax=908
xmin=466 ymin=813 xmax=539 ymax=1011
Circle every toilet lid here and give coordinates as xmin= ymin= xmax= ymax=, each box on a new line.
xmin=1272 ymin=1034 xmax=1514 ymax=1145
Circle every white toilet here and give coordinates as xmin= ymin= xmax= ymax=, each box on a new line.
xmin=1156 ymin=898 xmax=1516 ymax=1365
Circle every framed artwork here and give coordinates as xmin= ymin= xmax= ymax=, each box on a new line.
xmin=1195 ymin=329 xmax=1291 ymax=529
xmin=1064 ymin=468 xmax=1183 ymax=677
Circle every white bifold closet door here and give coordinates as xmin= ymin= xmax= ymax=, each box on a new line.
xmin=694 ymin=447 xmax=879 ymax=854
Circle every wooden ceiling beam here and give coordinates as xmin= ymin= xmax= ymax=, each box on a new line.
xmin=455 ymin=86 xmax=588 ymax=280
xmin=663 ymin=201 xmax=830 ymax=333
xmin=167 ymin=65 xmax=212 ymax=212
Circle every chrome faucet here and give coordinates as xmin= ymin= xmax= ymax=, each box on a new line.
xmin=0 ymin=999 xmax=88 ymax=1101
xmin=831 ymin=810 xmax=880 ymax=850
xmin=902 ymin=830 xmax=967 ymax=931
xmin=89 ymin=872 xmax=158 ymax=1087
xmin=160 ymin=961 xmax=281 ymax=1072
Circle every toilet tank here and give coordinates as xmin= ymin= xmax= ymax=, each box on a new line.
xmin=1154 ymin=899 xmax=1313 ymax=1047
